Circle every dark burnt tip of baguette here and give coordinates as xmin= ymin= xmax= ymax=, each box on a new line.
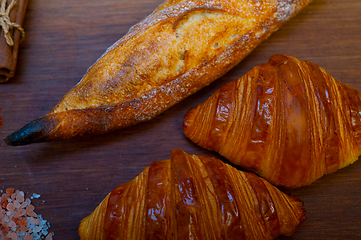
xmin=4 ymin=116 xmax=52 ymax=146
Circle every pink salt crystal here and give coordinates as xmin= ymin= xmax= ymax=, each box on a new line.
xmin=14 ymin=208 xmax=26 ymax=218
xmin=6 ymin=188 xmax=14 ymax=195
xmin=29 ymin=216 xmax=37 ymax=225
xmin=13 ymin=200 xmax=21 ymax=209
xmin=6 ymin=202 xmax=15 ymax=211
xmin=21 ymin=201 xmax=28 ymax=209
xmin=7 ymin=232 xmax=17 ymax=240
xmin=19 ymin=224 xmax=28 ymax=232
xmin=28 ymin=210 xmax=37 ymax=217
xmin=1 ymin=194 xmax=8 ymax=204
xmin=2 ymin=217 xmax=7 ymax=226
xmin=26 ymin=204 xmax=37 ymax=217
xmin=8 ymin=220 xmax=16 ymax=229
xmin=3 ymin=215 xmax=9 ymax=223
xmin=45 ymin=232 xmax=53 ymax=240
xmin=10 ymin=193 xmax=16 ymax=200
xmin=16 ymin=191 xmax=25 ymax=202
xmin=26 ymin=204 xmax=34 ymax=211
xmin=24 ymin=234 xmax=33 ymax=240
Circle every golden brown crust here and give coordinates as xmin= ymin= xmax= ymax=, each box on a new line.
xmin=5 ymin=0 xmax=312 ymax=145
xmin=78 ymin=149 xmax=305 ymax=239
xmin=183 ymin=54 xmax=361 ymax=188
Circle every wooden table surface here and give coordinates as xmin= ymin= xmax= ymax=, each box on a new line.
xmin=1 ymin=0 xmax=360 ymax=239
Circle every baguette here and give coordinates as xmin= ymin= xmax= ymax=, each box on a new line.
xmin=5 ymin=0 xmax=312 ymax=146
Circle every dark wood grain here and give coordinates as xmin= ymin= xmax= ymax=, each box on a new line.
xmin=0 ymin=0 xmax=360 ymax=239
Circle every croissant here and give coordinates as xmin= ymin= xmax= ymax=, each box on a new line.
xmin=183 ymin=54 xmax=361 ymax=188
xmin=78 ymin=149 xmax=305 ymax=239
xmin=4 ymin=0 xmax=312 ymax=146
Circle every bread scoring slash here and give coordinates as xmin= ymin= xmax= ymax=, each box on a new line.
xmin=5 ymin=0 xmax=312 ymax=145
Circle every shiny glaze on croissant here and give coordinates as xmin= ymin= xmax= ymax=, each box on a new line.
xmin=183 ymin=54 xmax=361 ymax=188
xmin=78 ymin=149 xmax=305 ymax=239
xmin=4 ymin=0 xmax=312 ymax=146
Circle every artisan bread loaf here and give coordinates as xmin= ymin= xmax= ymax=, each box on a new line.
xmin=5 ymin=0 xmax=312 ymax=145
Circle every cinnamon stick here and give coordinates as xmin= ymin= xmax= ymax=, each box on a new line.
xmin=0 ymin=0 xmax=29 ymax=82
xmin=0 ymin=106 xmax=2 ymax=128
xmin=0 ymin=107 xmax=2 ymax=145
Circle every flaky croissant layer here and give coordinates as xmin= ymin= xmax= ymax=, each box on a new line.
xmin=78 ymin=149 xmax=305 ymax=239
xmin=5 ymin=0 xmax=312 ymax=146
xmin=183 ymin=54 xmax=361 ymax=188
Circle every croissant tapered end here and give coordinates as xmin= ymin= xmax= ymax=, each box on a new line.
xmin=78 ymin=193 xmax=111 ymax=240
xmin=79 ymin=149 xmax=305 ymax=240
xmin=183 ymin=54 xmax=361 ymax=188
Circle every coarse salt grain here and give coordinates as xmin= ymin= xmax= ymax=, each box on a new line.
xmin=45 ymin=233 xmax=53 ymax=240
xmin=7 ymin=231 xmax=17 ymax=239
xmin=16 ymin=192 xmax=25 ymax=203
xmin=19 ymin=225 xmax=27 ymax=232
xmin=14 ymin=200 xmax=21 ymax=209
xmin=24 ymin=234 xmax=32 ymax=240
xmin=21 ymin=201 xmax=28 ymax=209
xmin=6 ymin=202 xmax=15 ymax=211
xmin=11 ymin=193 xmax=16 ymax=200
xmin=0 ymin=188 xmax=53 ymax=240
xmin=8 ymin=220 xmax=16 ymax=229
xmin=6 ymin=188 xmax=14 ymax=195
